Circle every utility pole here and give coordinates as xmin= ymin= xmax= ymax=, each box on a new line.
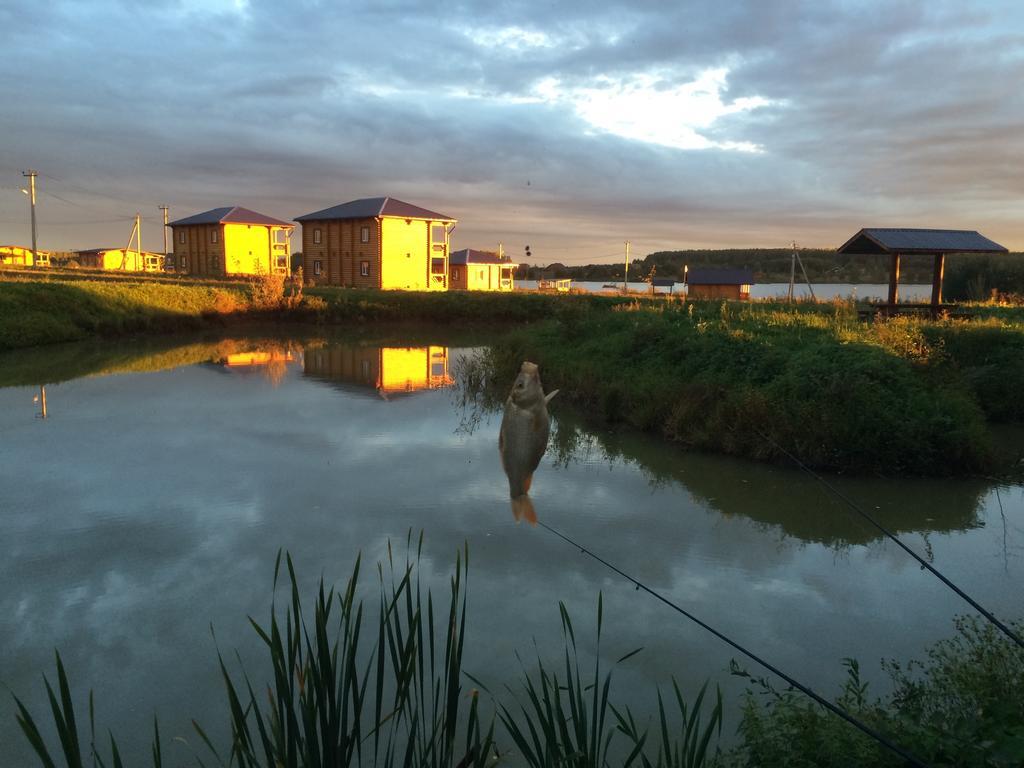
xmin=136 ymin=213 xmax=142 ymax=267
xmin=623 ymin=240 xmax=631 ymax=294
xmin=789 ymin=241 xmax=797 ymax=303
xmin=21 ymin=170 xmax=38 ymax=263
xmin=159 ymin=205 xmax=169 ymax=266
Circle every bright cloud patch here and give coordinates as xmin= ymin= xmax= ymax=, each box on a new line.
xmin=459 ymin=25 xmax=561 ymax=51
xmin=534 ymin=68 xmax=771 ymax=151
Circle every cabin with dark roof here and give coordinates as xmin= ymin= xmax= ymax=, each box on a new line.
xmin=837 ymin=228 xmax=1007 ymax=314
xmin=449 ymin=248 xmax=516 ymax=291
xmin=685 ymin=267 xmax=754 ymax=300
xmin=168 ymin=206 xmax=293 ymax=277
xmin=294 ymin=197 xmax=456 ymax=290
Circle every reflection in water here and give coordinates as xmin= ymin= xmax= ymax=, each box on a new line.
xmin=302 ymin=344 xmax=452 ymax=399
xmin=0 ymin=333 xmax=1022 ymax=765
xmin=218 ymin=349 xmax=298 ymax=388
xmin=34 ymin=385 xmax=47 ymax=418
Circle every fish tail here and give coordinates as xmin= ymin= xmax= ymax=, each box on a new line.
xmin=511 ymin=495 xmax=537 ymax=525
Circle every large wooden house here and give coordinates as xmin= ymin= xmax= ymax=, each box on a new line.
xmin=295 ymin=197 xmax=455 ymax=290
xmin=449 ymin=248 xmax=516 ymax=291
xmin=169 ymin=207 xmax=293 ymax=277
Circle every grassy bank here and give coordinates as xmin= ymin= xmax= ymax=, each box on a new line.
xmin=479 ymin=300 xmax=1024 ymax=475
xmin=15 ymin=546 xmax=1024 ymax=767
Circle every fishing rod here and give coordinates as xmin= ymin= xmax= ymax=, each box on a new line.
xmin=760 ymin=432 xmax=1024 ymax=651
xmin=536 ymin=519 xmax=930 ymax=768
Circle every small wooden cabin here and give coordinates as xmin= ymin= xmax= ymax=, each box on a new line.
xmin=302 ymin=344 xmax=451 ymax=398
xmin=76 ymin=247 xmax=163 ymax=272
xmin=449 ymin=248 xmax=516 ymax=291
xmin=0 ymin=245 xmax=49 ymax=267
xmin=169 ymin=206 xmax=293 ymax=277
xmin=685 ymin=267 xmax=754 ymax=300
xmin=295 ymin=197 xmax=455 ymax=290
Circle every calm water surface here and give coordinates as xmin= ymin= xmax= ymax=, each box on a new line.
xmin=1 ymin=332 xmax=1021 ymax=762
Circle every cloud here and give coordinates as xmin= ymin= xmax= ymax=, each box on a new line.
xmin=1 ymin=0 xmax=1021 ymax=254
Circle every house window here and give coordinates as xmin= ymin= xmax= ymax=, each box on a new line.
xmin=360 ymin=226 xmax=369 ymax=243
xmin=313 ymin=260 xmax=322 ymax=276
xmin=178 ymin=231 xmax=185 ymax=244
xmin=210 ymin=254 xmax=219 ymax=271
xmin=274 ymin=229 xmax=288 ymax=244
xmin=452 ymin=267 xmax=461 ymax=280
xmin=478 ymin=268 xmax=485 ymax=280
xmin=179 ymin=255 xmax=187 ymax=269
xmin=211 ymin=230 xmax=218 ymax=244
xmin=360 ymin=260 xmax=370 ymax=277
xmin=431 ymin=224 xmax=446 ymax=243
xmin=313 ymin=229 xmax=322 ymax=244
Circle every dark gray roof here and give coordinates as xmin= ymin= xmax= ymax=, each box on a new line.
xmin=168 ymin=206 xmax=293 ymax=228
xmin=294 ymin=197 xmax=455 ymax=222
xmin=650 ymin=277 xmax=677 ymax=287
xmin=685 ymin=267 xmax=754 ymax=286
xmin=449 ymin=248 xmax=512 ymax=265
xmin=837 ymin=228 xmax=1007 ymax=255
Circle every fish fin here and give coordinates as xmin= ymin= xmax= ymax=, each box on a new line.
xmin=545 ymin=389 xmax=560 ymax=403
xmin=523 ymin=473 xmax=533 ymax=493
xmin=511 ymin=495 xmax=537 ymax=526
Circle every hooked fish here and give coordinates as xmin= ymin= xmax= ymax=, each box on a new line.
xmin=498 ymin=361 xmax=558 ymax=524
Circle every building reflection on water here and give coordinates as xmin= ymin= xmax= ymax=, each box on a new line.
xmin=217 ymin=348 xmax=298 ymax=387
xmin=302 ymin=344 xmax=452 ymax=399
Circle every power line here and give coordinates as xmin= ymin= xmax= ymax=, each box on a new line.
xmin=536 ymin=519 xmax=931 ymax=768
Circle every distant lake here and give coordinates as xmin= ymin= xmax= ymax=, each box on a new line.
xmin=516 ymin=281 xmax=934 ymax=301
xmin=1 ymin=331 xmax=1019 ymax=762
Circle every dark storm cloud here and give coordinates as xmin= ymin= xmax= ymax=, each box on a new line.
xmin=1 ymin=0 xmax=1021 ymax=253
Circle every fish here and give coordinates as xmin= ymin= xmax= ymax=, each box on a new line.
xmin=498 ymin=361 xmax=559 ymax=524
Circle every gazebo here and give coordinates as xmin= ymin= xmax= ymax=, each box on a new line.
xmin=836 ymin=228 xmax=1007 ymax=314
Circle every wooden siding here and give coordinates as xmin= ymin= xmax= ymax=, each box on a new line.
xmin=302 ymin=217 xmax=381 ymax=288
xmin=302 ymin=215 xmax=449 ymax=290
xmin=172 ymin=223 xmax=290 ymax=276
xmin=687 ymin=284 xmax=750 ymax=300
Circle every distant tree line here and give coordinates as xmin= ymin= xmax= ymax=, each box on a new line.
xmin=517 ymin=249 xmax=1024 ymax=289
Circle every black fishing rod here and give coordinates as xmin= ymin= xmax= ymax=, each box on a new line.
xmin=760 ymin=432 xmax=1024 ymax=651
xmin=536 ymin=519 xmax=930 ymax=768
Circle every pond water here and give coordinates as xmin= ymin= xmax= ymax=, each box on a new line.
xmin=1 ymin=331 xmax=1022 ymax=763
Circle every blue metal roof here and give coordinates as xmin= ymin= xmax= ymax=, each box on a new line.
xmin=168 ymin=206 xmax=293 ymax=228
xmin=837 ymin=228 xmax=1007 ymax=255
xmin=685 ymin=267 xmax=754 ymax=286
xmin=295 ymin=197 xmax=455 ymax=222
xmin=449 ymin=248 xmax=510 ymax=265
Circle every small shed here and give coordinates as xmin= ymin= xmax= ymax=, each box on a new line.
xmin=1 ymin=245 xmax=49 ymax=267
xmin=685 ymin=267 xmax=754 ymax=300
xmin=76 ymin=247 xmax=164 ymax=272
xmin=837 ymin=228 xmax=1007 ymax=311
xmin=449 ymin=248 xmax=516 ymax=291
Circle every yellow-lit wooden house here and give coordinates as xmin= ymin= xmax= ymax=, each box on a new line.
xmin=303 ymin=344 xmax=451 ymax=398
xmin=449 ymin=248 xmax=516 ymax=291
xmin=1 ymin=245 xmax=49 ymax=267
xmin=295 ymin=197 xmax=455 ymax=290
xmin=169 ymin=207 xmax=293 ymax=277
xmin=76 ymin=247 xmax=164 ymax=272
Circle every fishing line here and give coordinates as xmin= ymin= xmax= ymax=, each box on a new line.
xmin=760 ymin=432 xmax=1024 ymax=651
xmin=536 ymin=519 xmax=930 ymax=768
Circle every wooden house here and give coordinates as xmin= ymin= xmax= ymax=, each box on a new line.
xmin=685 ymin=267 xmax=754 ymax=300
xmin=169 ymin=207 xmax=293 ymax=277
xmin=302 ymin=344 xmax=451 ymax=398
xmin=295 ymin=197 xmax=455 ymax=290
xmin=1 ymin=244 xmax=49 ymax=267
xmin=449 ymin=248 xmax=516 ymax=291
xmin=76 ymin=247 xmax=164 ymax=272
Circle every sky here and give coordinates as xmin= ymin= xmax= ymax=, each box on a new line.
xmin=1 ymin=0 xmax=1022 ymax=262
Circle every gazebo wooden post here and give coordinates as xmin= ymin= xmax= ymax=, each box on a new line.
xmin=931 ymin=252 xmax=945 ymax=310
xmin=887 ymin=252 xmax=901 ymax=309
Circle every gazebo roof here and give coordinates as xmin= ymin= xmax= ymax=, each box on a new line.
xmin=837 ymin=228 xmax=1007 ymax=255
